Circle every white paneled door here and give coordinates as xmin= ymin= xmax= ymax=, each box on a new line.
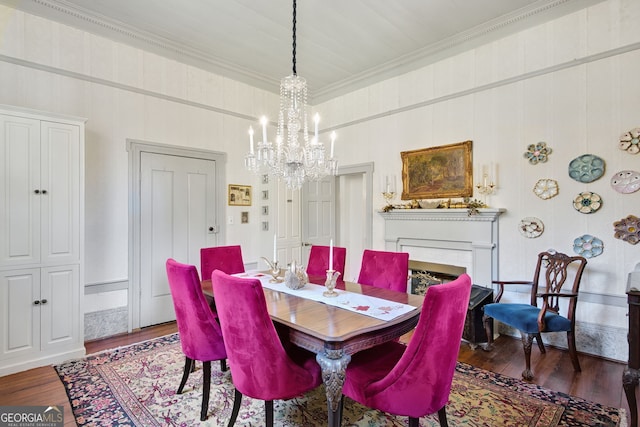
xmin=301 ymin=177 xmax=336 ymax=264
xmin=139 ymin=152 xmax=217 ymax=327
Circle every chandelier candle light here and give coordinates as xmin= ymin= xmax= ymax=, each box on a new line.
xmin=244 ymin=0 xmax=338 ymax=190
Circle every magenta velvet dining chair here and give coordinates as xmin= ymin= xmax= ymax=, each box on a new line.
xmin=210 ymin=269 xmax=323 ymax=427
xmin=340 ymin=273 xmax=472 ymax=427
xmin=306 ymin=244 xmax=347 ymax=279
xmin=357 ymin=249 xmax=409 ymax=292
xmin=165 ymin=258 xmax=228 ymax=421
xmin=200 ymin=245 xmax=245 ymax=280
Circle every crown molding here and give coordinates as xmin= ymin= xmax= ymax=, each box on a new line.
xmin=3 ymin=0 xmax=604 ymax=104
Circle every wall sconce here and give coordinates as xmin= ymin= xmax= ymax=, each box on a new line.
xmin=475 ymin=164 xmax=497 ymax=200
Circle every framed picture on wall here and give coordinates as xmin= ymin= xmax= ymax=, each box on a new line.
xmin=401 ymin=140 xmax=473 ymax=200
xmin=228 ymin=184 xmax=252 ymax=206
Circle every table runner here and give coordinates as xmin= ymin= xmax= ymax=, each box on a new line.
xmin=235 ymin=271 xmax=417 ymax=321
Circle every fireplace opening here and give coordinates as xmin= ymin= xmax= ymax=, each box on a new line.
xmin=409 ymin=259 xmax=494 ymax=348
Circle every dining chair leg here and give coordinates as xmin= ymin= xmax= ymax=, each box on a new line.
xmin=227 ymin=388 xmax=242 ymax=427
xmin=567 ymin=330 xmax=581 ymax=372
xmin=482 ymin=314 xmax=494 ymax=351
xmin=220 ymin=359 xmax=227 ymax=372
xmin=200 ymin=361 xmax=211 ymax=421
xmin=409 ymin=417 xmax=419 ymax=427
xmin=535 ymin=333 xmax=546 ymax=353
xmin=437 ymin=406 xmax=449 ymax=427
xmin=177 ymin=357 xmax=193 ymax=394
xmin=265 ymin=400 xmax=274 ymax=427
xmin=520 ymin=331 xmax=535 ymax=380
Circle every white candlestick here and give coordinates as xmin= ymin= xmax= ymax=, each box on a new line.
xmin=273 ymin=233 xmax=277 ymax=263
xmin=330 ymin=132 xmax=336 ymax=158
xmin=260 ymin=116 xmax=268 ymax=143
xmin=248 ymin=126 xmax=254 ymax=154
xmin=329 ymin=239 xmax=333 ymax=271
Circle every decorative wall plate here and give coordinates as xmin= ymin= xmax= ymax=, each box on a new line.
xmin=518 ymin=217 xmax=544 ymax=238
xmin=573 ymin=192 xmax=602 ymax=214
xmin=614 ymin=215 xmax=640 ymax=245
xmin=573 ymin=234 xmax=604 ymax=258
xmin=524 ymin=142 xmax=552 ymax=164
xmin=568 ymin=154 xmax=605 ymax=183
xmin=619 ymin=128 xmax=640 ymax=154
xmin=533 ymin=179 xmax=559 ymax=200
xmin=610 ymin=170 xmax=640 ymax=194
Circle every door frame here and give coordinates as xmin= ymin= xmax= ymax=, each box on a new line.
xmin=127 ymin=139 xmax=226 ymax=331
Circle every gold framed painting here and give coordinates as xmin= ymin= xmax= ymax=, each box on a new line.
xmin=401 ymin=140 xmax=473 ymax=200
xmin=228 ymin=184 xmax=252 ymax=206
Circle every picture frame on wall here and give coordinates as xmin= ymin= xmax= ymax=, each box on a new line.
xmin=228 ymin=184 xmax=252 ymax=206
xmin=401 ymin=140 xmax=473 ymax=200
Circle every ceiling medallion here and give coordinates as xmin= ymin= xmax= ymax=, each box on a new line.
xmin=533 ymin=178 xmax=558 ymax=200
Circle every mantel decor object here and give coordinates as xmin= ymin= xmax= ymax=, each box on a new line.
xmin=401 ymin=140 xmax=473 ymax=200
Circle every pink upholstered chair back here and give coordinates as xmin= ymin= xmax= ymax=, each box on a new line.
xmin=211 ymin=270 xmax=322 ymax=400
xmin=357 ymin=249 xmax=409 ymax=292
xmin=362 ymin=273 xmax=472 ymax=417
xmin=165 ymin=259 xmax=227 ymax=362
xmin=306 ymin=245 xmax=347 ymax=278
xmin=200 ymin=245 xmax=245 ymax=280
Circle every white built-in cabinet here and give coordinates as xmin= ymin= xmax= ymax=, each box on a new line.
xmin=0 ymin=105 xmax=85 ymax=376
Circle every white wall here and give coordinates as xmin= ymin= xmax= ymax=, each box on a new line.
xmin=0 ymin=4 xmax=279 ymax=289
xmin=317 ymin=0 xmax=640 ymax=359
xmin=1 ymin=0 xmax=639 ymax=358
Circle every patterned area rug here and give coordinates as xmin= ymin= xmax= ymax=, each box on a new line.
xmin=55 ymin=334 xmax=624 ymax=426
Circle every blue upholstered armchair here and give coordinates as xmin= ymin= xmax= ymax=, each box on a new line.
xmin=482 ymin=251 xmax=587 ymax=380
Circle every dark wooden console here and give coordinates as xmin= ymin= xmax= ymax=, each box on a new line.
xmin=624 ymin=264 xmax=640 ymax=427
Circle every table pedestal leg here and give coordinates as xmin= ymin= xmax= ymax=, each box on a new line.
xmin=317 ymin=349 xmax=351 ymax=427
xmin=623 ymin=366 xmax=639 ymax=427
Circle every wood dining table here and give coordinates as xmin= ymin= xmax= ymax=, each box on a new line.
xmin=201 ymin=275 xmax=424 ymax=427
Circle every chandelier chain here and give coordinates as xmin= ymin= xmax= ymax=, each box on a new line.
xmin=292 ymin=0 xmax=297 ymax=75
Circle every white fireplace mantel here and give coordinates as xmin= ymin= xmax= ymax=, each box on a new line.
xmin=380 ymin=208 xmax=505 ymax=287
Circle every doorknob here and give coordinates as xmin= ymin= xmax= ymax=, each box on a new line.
xmin=302 ymin=242 xmax=312 ymax=247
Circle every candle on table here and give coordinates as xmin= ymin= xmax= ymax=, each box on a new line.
xmin=329 ymin=239 xmax=333 ymax=271
xmin=273 ymin=233 xmax=277 ymax=263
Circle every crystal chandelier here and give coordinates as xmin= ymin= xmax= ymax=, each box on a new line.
xmin=244 ymin=0 xmax=337 ymax=190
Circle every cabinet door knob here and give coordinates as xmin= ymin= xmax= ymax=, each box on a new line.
xmin=40 ymin=299 xmax=48 ymax=304
xmin=41 ymin=190 xmax=47 ymax=194
xmin=33 ymin=300 xmax=40 ymax=305
xmin=34 ymin=189 xmax=40 ymax=194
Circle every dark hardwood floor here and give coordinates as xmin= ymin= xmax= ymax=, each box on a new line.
xmin=0 ymin=322 xmax=633 ymax=426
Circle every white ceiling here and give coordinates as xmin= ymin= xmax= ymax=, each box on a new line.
xmin=6 ymin=0 xmax=600 ymax=103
